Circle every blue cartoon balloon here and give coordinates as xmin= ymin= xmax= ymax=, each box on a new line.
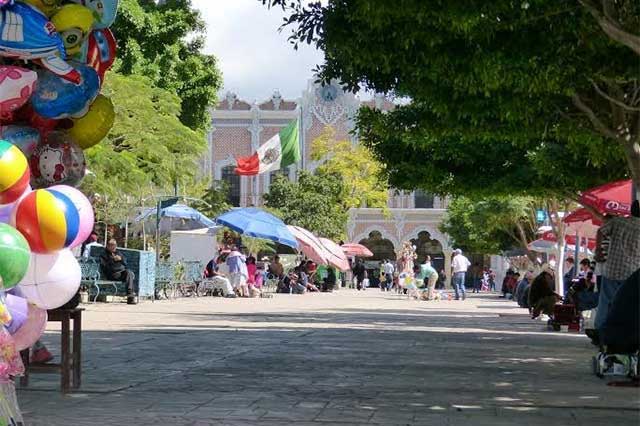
xmin=0 ymin=2 xmax=81 ymax=83
xmin=0 ymin=125 xmax=41 ymax=158
xmin=68 ymin=0 xmax=119 ymax=29
xmin=30 ymin=63 xmax=99 ymax=119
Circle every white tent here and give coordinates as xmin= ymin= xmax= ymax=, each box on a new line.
xmin=170 ymin=227 xmax=220 ymax=266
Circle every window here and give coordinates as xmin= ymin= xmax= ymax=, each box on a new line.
xmin=414 ymin=190 xmax=434 ymax=209
xmin=221 ymin=165 xmax=241 ymax=206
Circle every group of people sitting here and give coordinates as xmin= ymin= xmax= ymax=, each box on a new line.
xmin=277 ymin=260 xmax=338 ymax=294
xmin=203 ymin=248 xmax=268 ymax=298
xmin=503 ymin=200 xmax=640 ymax=364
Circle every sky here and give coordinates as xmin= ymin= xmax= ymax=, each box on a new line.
xmin=191 ymin=0 xmax=324 ymax=103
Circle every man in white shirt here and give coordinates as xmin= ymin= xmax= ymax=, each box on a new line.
xmin=383 ymin=260 xmax=395 ymax=291
xmin=451 ymin=249 xmax=471 ymax=300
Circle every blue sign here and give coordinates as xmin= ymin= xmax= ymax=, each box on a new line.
xmin=536 ymin=209 xmax=547 ymax=224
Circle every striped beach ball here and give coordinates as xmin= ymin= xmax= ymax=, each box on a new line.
xmin=0 ymin=140 xmax=30 ymax=205
xmin=12 ymin=188 xmax=80 ymax=253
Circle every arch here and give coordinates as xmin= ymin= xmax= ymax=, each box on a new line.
xmin=402 ymin=225 xmax=449 ymax=251
xmin=358 ymin=230 xmax=397 ymax=261
xmin=350 ymin=225 xmax=400 ymax=249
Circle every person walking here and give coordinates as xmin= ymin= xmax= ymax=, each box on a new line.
xmin=420 ymin=256 xmax=439 ymax=300
xmin=471 ymin=262 xmax=482 ymax=293
xmin=451 ymin=249 xmax=471 ymax=301
xmin=383 ymin=259 xmax=395 ymax=292
xmin=353 ymin=259 xmax=366 ymax=291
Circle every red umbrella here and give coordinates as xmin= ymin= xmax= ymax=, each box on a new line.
xmin=563 ymin=208 xmax=601 ymax=239
xmin=541 ymin=231 xmax=596 ymax=250
xmin=580 ymin=179 xmax=632 ymax=216
xmin=341 ymin=243 xmax=374 ymax=258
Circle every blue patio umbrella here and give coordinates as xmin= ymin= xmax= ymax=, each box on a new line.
xmin=216 ymin=207 xmax=298 ymax=249
xmin=135 ymin=204 xmax=218 ymax=232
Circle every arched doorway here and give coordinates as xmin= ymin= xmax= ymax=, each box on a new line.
xmin=359 ymin=230 xmax=396 ymax=288
xmin=410 ymin=231 xmax=445 ymax=275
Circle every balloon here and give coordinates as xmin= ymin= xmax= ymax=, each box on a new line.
xmin=0 ymin=140 xmax=30 ymax=205
xmin=0 ymin=203 xmax=12 ymax=224
xmin=31 ymin=63 xmax=99 ymax=119
xmin=69 ymin=0 xmax=119 ymax=29
xmin=0 ymin=2 xmax=80 ymax=83
xmin=0 ymin=223 xmax=30 ymax=288
xmin=76 ymin=28 xmax=116 ymax=84
xmin=69 ymin=94 xmax=114 ymax=149
xmin=12 ymin=188 xmax=81 ymax=253
xmin=4 ymin=294 xmax=28 ymax=335
xmin=11 ymin=303 xmax=47 ymax=351
xmin=0 ymin=66 xmax=37 ymax=118
xmin=30 ymin=131 xmax=86 ymax=188
xmin=48 ymin=185 xmax=93 ymax=248
xmin=51 ymin=4 xmax=95 ymax=56
xmin=0 ymin=124 xmax=40 ymax=158
xmin=18 ymin=249 xmax=81 ymax=309
xmin=21 ymin=0 xmax=61 ymax=17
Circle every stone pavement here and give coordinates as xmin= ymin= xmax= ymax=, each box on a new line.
xmin=16 ymin=290 xmax=640 ymax=425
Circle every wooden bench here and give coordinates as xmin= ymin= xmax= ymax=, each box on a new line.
xmin=80 ymin=259 xmax=126 ymax=302
xmin=19 ymin=308 xmax=83 ymax=394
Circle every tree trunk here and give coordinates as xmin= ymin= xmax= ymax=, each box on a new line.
xmin=621 ymin=140 xmax=640 ymax=190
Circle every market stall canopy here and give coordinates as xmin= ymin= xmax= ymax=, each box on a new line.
xmin=319 ymin=238 xmax=351 ymax=272
xmin=580 ymin=179 xmax=632 ymax=216
xmin=563 ymin=208 xmax=601 ymax=239
xmin=287 ymin=225 xmax=330 ymax=265
xmin=341 ymin=243 xmax=373 ymax=258
xmin=135 ymin=204 xmax=218 ymax=233
xmin=541 ymin=230 xmax=596 ymax=251
xmin=216 ymin=207 xmax=298 ymax=249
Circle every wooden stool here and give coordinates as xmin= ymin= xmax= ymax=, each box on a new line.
xmin=19 ymin=308 xmax=83 ymax=394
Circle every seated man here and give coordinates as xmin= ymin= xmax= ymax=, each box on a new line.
xmin=100 ymin=239 xmax=137 ymax=304
xmin=204 ymin=255 xmax=234 ymax=297
xmin=514 ymin=271 xmax=533 ymax=308
xmin=529 ymin=268 xmax=558 ymax=318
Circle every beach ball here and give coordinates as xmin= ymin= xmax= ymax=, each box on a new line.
xmin=12 ymin=188 xmax=80 ymax=253
xmin=0 ymin=223 xmax=30 ymax=289
xmin=69 ymin=94 xmax=114 ymax=149
xmin=0 ymin=66 xmax=38 ymax=118
xmin=30 ymin=131 xmax=86 ymax=188
xmin=0 ymin=125 xmax=40 ymax=158
xmin=69 ymin=0 xmax=119 ymax=29
xmin=51 ymin=4 xmax=95 ymax=56
xmin=31 ymin=63 xmax=99 ymax=119
xmin=12 ymin=303 xmax=47 ymax=351
xmin=49 ymin=185 xmax=94 ymax=248
xmin=18 ymin=249 xmax=81 ymax=310
xmin=0 ymin=140 xmax=30 ymax=205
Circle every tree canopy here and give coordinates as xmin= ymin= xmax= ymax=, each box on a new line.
xmin=263 ymin=171 xmax=347 ymax=240
xmin=113 ymin=0 xmax=222 ymax=130
xmin=311 ymin=127 xmax=388 ymax=208
xmin=263 ymin=0 xmax=638 ymax=196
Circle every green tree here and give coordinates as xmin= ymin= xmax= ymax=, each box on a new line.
xmin=263 ymin=171 xmax=347 ymax=240
xmin=311 ymin=127 xmax=388 ymax=208
xmin=113 ymin=0 xmax=222 ymax=130
xmin=440 ymin=197 xmax=539 ymax=255
xmin=81 ymin=72 xmax=206 ymax=201
xmin=262 ymin=0 xmax=638 ymax=193
xmin=194 ymin=181 xmax=232 ymax=219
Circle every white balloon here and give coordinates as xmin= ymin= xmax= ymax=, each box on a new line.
xmin=18 ymin=249 xmax=80 ymax=309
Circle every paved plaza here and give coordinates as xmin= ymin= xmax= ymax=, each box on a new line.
xmin=16 ymin=290 xmax=640 ymax=425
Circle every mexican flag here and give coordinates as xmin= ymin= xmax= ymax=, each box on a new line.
xmin=235 ymin=120 xmax=301 ymax=176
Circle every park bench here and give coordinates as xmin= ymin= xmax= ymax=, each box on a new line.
xmin=79 ymin=259 xmax=126 ymax=302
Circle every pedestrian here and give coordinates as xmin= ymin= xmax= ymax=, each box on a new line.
xmin=594 ymin=200 xmax=640 ymax=332
xmin=100 ymin=239 xmax=137 ymax=304
xmin=383 ymin=259 xmax=395 ymax=292
xmin=488 ymin=269 xmax=496 ymax=292
xmin=451 ymin=249 xmax=471 ymax=300
xmin=563 ymin=257 xmax=576 ymax=293
xmin=353 ymin=259 xmax=366 ymax=291
xmin=227 ymin=247 xmax=248 ymax=297
xmin=420 ymin=256 xmax=439 ymax=300
xmin=471 ymin=262 xmax=482 ymax=293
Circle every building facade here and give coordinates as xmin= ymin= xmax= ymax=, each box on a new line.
xmin=204 ymin=81 xmax=453 ymax=275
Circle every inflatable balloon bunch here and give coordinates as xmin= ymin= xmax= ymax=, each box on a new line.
xmin=0 ymin=0 xmax=115 ymax=392
xmin=0 ymin=0 xmax=119 ymax=189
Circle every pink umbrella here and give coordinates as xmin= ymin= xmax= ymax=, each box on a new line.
xmin=319 ymin=238 xmax=351 ymax=272
xmin=287 ymin=225 xmax=330 ymax=265
xmin=580 ymin=179 xmax=632 ymax=216
xmin=341 ymin=243 xmax=373 ymax=258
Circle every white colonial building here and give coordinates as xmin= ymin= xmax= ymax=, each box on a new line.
xmin=203 ymin=80 xmax=454 ymax=276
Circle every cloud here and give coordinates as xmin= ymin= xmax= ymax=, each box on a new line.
xmin=192 ymin=0 xmax=324 ymax=102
